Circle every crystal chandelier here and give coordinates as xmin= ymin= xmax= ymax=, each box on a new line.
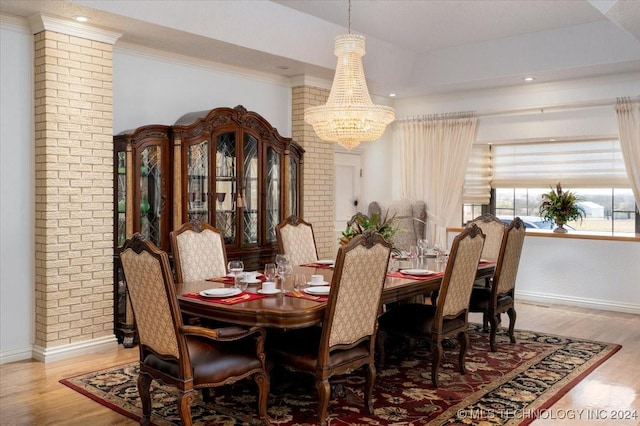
xmin=304 ymin=1 xmax=395 ymax=150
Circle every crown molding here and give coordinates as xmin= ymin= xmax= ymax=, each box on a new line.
xmin=290 ymin=74 xmax=332 ymax=91
xmin=27 ymin=14 xmax=121 ymax=44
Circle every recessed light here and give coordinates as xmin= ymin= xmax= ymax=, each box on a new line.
xmin=389 ymin=93 xmax=396 ymax=97
xmin=73 ymin=16 xmax=89 ymax=23
xmin=524 ymin=76 xmax=535 ymax=82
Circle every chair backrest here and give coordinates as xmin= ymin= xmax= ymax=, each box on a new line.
xmin=368 ymin=200 xmax=426 ymax=252
xmin=436 ymin=224 xmax=485 ymax=320
xmin=275 ymin=216 xmax=319 ymax=266
xmin=467 ymin=213 xmax=505 ymax=261
xmin=493 ymin=217 xmax=526 ymax=296
xmin=170 ymin=220 xmax=228 ymax=282
xmin=119 ymin=234 xmax=189 ymax=372
xmin=320 ymin=233 xmax=391 ymax=359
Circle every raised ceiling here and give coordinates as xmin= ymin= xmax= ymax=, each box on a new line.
xmin=1 ymin=0 xmax=639 ymax=97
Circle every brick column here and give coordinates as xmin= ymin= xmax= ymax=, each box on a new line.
xmin=30 ymin=16 xmax=121 ymax=360
xmin=291 ymin=84 xmax=335 ymax=259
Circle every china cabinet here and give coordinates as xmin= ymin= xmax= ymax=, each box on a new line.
xmin=113 ymin=125 xmax=172 ymax=346
xmin=113 ymin=106 xmax=303 ymax=345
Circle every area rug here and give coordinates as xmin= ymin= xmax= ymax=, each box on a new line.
xmin=60 ymin=325 xmax=620 ymax=425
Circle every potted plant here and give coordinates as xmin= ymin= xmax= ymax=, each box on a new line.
xmin=539 ymin=183 xmax=585 ymax=233
xmin=339 ymin=211 xmax=400 ymax=254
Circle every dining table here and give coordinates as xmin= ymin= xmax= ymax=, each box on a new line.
xmin=176 ymin=257 xmax=495 ymax=330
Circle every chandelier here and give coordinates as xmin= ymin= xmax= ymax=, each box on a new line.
xmin=304 ymin=1 xmax=395 ymax=150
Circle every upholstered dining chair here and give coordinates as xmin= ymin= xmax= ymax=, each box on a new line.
xmin=377 ymin=224 xmax=485 ymax=388
xmin=469 ymin=217 xmax=526 ymax=352
xmin=170 ymin=220 xmax=228 ymax=283
xmin=268 ymin=232 xmax=392 ymax=426
xmin=119 ymin=234 xmax=270 ymax=425
xmin=275 ymin=215 xmax=319 ymax=266
xmin=467 ymin=213 xmax=505 ymax=262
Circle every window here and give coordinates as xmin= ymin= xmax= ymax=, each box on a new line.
xmin=462 ymin=138 xmax=638 ymax=233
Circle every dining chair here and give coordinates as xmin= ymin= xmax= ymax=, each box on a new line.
xmin=275 ymin=215 xmax=319 ymax=266
xmin=268 ymin=232 xmax=392 ymax=426
xmin=469 ymin=217 xmax=526 ymax=351
xmin=377 ymin=224 xmax=485 ymax=388
xmin=467 ymin=213 xmax=505 ymax=262
xmin=119 ymin=233 xmax=270 ymax=425
xmin=170 ymin=220 xmax=228 ymax=283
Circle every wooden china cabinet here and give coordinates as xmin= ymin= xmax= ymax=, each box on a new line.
xmin=113 ymin=105 xmax=303 ymax=346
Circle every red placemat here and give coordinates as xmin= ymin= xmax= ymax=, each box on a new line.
xmin=285 ymin=291 xmax=328 ymax=302
xmin=386 ymin=270 xmax=443 ymax=280
xmin=183 ymin=291 xmax=268 ymax=304
xmin=300 ymin=263 xmax=334 ymax=270
xmin=206 ymin=274 xmax=267 ymax=284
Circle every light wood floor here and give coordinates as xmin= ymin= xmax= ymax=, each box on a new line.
xmin=1 ymin=301 xmax=638 ymax=425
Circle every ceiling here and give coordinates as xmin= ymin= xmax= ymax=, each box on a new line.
xmin=2 ymin=0 xmax=639 ymax=98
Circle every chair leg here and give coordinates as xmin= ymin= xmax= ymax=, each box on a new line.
xmin=176 ymin=389 xmax=195 ymax=426
xmin=482 ymin=312 xmax=489 ymax=332
xmin=376 ymin=329 xmax=387 ymax=367
xmin=137 ymin=372 xmax=153 ymax=426
xmin=457 ymin=330 xmax=469 ymax=375
xmin=489 ymin=312 xmax=500 ymax=352
xmin=507 ymin=307 xmax=517 ymax=343
xmin=364 ymin=362 xmax=375 ymax=414
xmin=316 ymin=377 xmax=331 ymax=426
xmin=254 ymin=371 xmax=271 ymax=425
xmin=431 ymin=340 xmax=443 ymax=388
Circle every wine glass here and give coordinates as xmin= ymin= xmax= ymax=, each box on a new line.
xmin=227 ymin=260 xmax=244 ymax=288
xmin=417 ymin=239 xmax=429 ymax=258
xmin=408 ymin=245 xmax=419 ymax=267
xmin=293 ymin=273 xmax=307 ymax=292
xmin=277 ymin=262 xmax=293 ymax=289
xmin=263 ymin=263 xmax=277 ymax=282
xmin=275 ymin=254 xmax=288 ymax=267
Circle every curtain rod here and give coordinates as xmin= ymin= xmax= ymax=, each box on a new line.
xmin=477 ymin=96 xmax=639 ymax=118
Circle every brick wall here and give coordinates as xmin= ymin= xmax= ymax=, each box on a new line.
xmin=33 ymin=30 xmax=114 ymax=348
xmin=291 ymin=85 xmax=336 ymax=259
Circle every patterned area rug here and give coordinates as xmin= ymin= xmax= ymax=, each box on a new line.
xmin=60 ymin=325 xmax=620 ymax=425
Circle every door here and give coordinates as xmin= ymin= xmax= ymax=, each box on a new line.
xmin=334 ymin=152 xmax=362 ymax=252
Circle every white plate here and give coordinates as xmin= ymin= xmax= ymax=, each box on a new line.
xmin=304 ymin=286 xmax=330 ymax=295
xmin=199 ymin=288 xmax=242 ymax=298
xmin=317 ymin=259 xmax=334 ymax=265
xmin=400 ymin=269 xmax=435 ymax=276
xmin=307 ymin=281 xmax=329 ymax=286
xmin=257 ymin=288 xmax=281 ymax=295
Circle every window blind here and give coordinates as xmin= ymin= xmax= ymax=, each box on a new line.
xmin=491 ymin=139 xmax=628 ymax=188
xmin=462 ymin=144 xmax=492 ymax=204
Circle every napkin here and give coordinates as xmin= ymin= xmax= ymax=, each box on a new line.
xmin=183 ymin=292 xmax=268 ymax=304
xmin=386 ymin=270 xmax=443 ymax=280
xmin=300 ymin=263 xmax=334 ymax=270
xmin=285 ymin=290 xmax=328 ymax=302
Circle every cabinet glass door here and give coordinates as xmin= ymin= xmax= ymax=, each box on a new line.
xmin=139 ymin=145 xmax=163 ymax=247
xmin=187 ymin=140 xmax=209 ymax=222
xmin=289 ymin=156 xmax=299 ymax=218
xmin=215 ymin=132 xmax=237 ymax=244
xmin=243 ymin=134 xmax=259 ymax=244
xmin=116 ymin=151 xmax=126 ymax=247
xmin=266 ymin=146 xmax=281 ymax=242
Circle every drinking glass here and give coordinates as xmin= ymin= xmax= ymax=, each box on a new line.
xmin=293 ymin=273 xmax=307 ymax=292
xmin=408 ymin=245 xmax=419 ymax=267
xmin=227 ymin=260 xmax=244 ymax=288
xmin=417 ymin=239 xmax=429 ymax=258
xmin=277 ymin=262 xmax=293 ymax=289
xmin=264 ymin=263 xmax=277 ymax=282
xmin=275 ymin=254 xmax=288 ymax=267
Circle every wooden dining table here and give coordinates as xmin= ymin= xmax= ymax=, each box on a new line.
xmin=176 ymin=257 xmax=495 ymax=329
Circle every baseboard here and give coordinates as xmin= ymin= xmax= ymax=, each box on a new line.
xmin=31 ymin=335 xmax=119 ymax=363
xmin=0 ymin=345 xmax=34 ymax=365
xmin=516 ymin=290 xmax=640 ymax=315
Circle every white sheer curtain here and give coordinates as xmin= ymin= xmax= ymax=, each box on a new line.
xmin=396 ymin=112 xmax=478 ymax=246
xmin=615 ymin=97 xmax=640 ymax=207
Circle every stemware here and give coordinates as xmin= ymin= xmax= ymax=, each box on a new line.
xmin=227 ymin=260 xmax=244 ymax=288
xmin=408 ymin=245 xmax=419 ymax=267
xmin=293 ymin=273 xmax=307 ymax=292
xmin=417 ymin=238 xmax=429 ymax=257
xmin=263 ymin=263 xmax=277 ymax=282
xmin=275 ymin=254 xmax=288 ymax=267
xmin=277 ymin=262 xmax=293 ymax=289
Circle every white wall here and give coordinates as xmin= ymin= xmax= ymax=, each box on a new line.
xmin=0 ymin=17 xmax=34 ymax=363
xmin=113 ymin=44 xmax=293 ymax=135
